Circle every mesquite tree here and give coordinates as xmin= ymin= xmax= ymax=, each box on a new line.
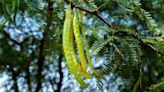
xmin=0 ymin=0 xmax=164 ymax=92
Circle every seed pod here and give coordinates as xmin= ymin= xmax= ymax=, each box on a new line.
xmin=62 ymin=5 xmax=74 ymax=73
xmin=73 ymin=11 xmax=92 ymax=79
xmin=62 ymin=5 xmax=87 ymax=87
xmin=70 ymin=21 xmax=82 ymax=72
xmin=73 ymin=11 xmax=87 ymax=71
xmin=79 ymin=10 xmax=105 ymax=80
xmin=74 ymin=74 xmax=87 ymax=88
xmin=71 ymin=25 xmax=92 ymax=79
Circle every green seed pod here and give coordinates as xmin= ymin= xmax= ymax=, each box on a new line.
xmin=73 ymin=10 xmax=92 ymax=79
xmin=62 ymin=5 xmax=87 ymax=87
xmin=62 ymin=5 xmax=74 ymax=73
xmin=73 ymin=11 xmax=87 ymax=71
xmin=79 ymin=10 xmax=105 ymax=80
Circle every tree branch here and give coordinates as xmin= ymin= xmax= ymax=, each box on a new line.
xmin=35 ymin=37 xmax=44 ymax=92
xmin=55 ymin=55 xmax=63 ymax=92
xmin=49 ymin=77 xmax=56 ymax=92
xmin=114 ymin=31 xmax=163 ymax=56
xmin=2 ymin=31 xmax=21 ymax=45
xmin=25 ymin=64 xmax=32 ymax=92
xmin=35 ymin=0 xmax=53 ymax=92
xmin=64 ymin=0 xmax=163 ymax=56
xmin=65 ymin=0 xmax=114 ymax=28
xmin=8 ymin=65 xmax=19 ymax=92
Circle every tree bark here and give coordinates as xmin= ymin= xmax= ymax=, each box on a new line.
xmin=26 ymin=66 xmax=32 ymax=92
xmin=35 ymin=37 xmax=45 ymax=92
xmin=9 ymin=66 xmax=19 ymax=92
xmin=35 ymin=0 xmax=53 ymax=92
xmin=55 ymin=55 xmax=63 ymax=92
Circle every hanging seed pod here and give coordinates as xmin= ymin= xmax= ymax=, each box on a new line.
xmin=62 ymin=5 xmax=87 ymax=88
xmin=73 ymin=11 xmax=92 ymax=79
xmin=79 ymin=10 xmax=105 ymax=79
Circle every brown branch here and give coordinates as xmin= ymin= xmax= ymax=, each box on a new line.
xmin=65 ymin=0 xmax=114 ymax=28
xmin=113 ymin=31 xmax=163 ymax=56
xmin=64 ymin=0 xmax=163 ymax=56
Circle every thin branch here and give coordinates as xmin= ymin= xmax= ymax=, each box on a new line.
xmin=96 ymin=1 xmax=110 ymax=11
xmin=2 ymin=31 xmax=21 ymax=45
xmin=8 ymin=65 xmax=19 ymax=92
xmin=55 ymin=55 xmax=63 ymax=92
xmin=65 ymin=0 xmax=114 ymax=28
xmin=49 ymin=77 xmax=56 ymax=92
xmin=64 ymin=0 xmax=163 ymax=56
xmin=25 ymin=63 xmax=32 ymax=92
xmin=114 ymin=31 xmax=163 ymax=56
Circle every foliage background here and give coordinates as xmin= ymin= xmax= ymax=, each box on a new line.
xmin=0 ymin=0 xmax=164 ymax=92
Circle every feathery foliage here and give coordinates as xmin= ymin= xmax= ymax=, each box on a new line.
xmin=149 ymin=77 xmax=164 ymax=92
xmin=0 ymin=0 xmax=164 ymax=92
